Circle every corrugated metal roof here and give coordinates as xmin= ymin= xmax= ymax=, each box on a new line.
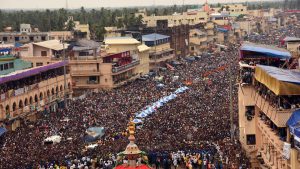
xmin=142 ymin=33 xmax=170 ymax=42
xmin=104 ymin=37 xmax=140 ymax=45
xmin=240 ymin=42 xmax=291 ymax=59
xmin=33 ymin=40 xmax=69 ymax=51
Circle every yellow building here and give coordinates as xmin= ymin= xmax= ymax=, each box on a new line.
xmin=189 ymin=29 xmax=208 ymax=56
xmin=238 ymin=44 xmax=300 ymax=169
xmin=102 ymin=36 xmax=150 ymax=88
xmin=212 ymin=4 xmax=248 ymax=17
xmin=0 ymin=61 xmax=72 ymax=131
xmin=104 ymin=27 xmax=122 ymax=38
xmin=48 ymin=31 xmax=73 ymax=41
xmin=142 ymin=33 xmax=174 ymax=70
xmin=140 ymin=10 xmax=208 ymax=27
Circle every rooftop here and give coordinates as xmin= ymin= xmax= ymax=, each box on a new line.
xmin=104 ymin=37 xmax=140 ymax=45
xmin=0 ymin=61 xmax=67 ymax=84
xmin=142 ymin=33 xmax=170 ymax=42
xmin=240 ymin=42 xmax=292 ymax=59
xmin=33 ymin=40 xmax=69 ymax=51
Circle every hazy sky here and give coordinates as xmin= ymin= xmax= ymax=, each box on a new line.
xmin=1 ymin=0 xmax=274 ymax=9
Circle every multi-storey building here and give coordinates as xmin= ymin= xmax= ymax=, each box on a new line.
xmin=102 ymin=37 xmax=150 ymax=88
xmin=238 ymin=42 xmax=300 ymax=169
xmin=142 ymin=33 xmax=174 ymax=70
xmin=0 ymin=61 xmax=72 ymax=131
xmin=138 ymin=10 xmax=208 ymax=28
xmin=189 ymin=29 xmax=208 ymax=56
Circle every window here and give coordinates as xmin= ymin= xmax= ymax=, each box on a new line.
xmin=41 ymin=36 xmax=46 ymax=41
xmin=36 ymin=62 xmax=43 ymax=67
xmin=191 ymin=46 xmax=195 ymax=51
xmin=241 ymin=9 xmax=244 ymax=11
xmin=41 ymin=51 xmax=47 ymax=56
xmin=246 ymin=134 xmax=256 ymax=145
xmin=9 ymin=62 xmax=14 ymax=69
xmin=0 ymin=64 xmax=3 ymax=71
xmin=2 ymin=37 xmax=7 ymax=42
xmin=29 ymin=37 xmax=34 ymax=41
xmin=4 ymin=63 xmax=8 ymax=69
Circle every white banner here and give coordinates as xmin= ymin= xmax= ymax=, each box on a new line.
xmin=282 ymin=142 xmax=291 ymax=160
xmin=14 ymin=88 xmax=25 ymax=96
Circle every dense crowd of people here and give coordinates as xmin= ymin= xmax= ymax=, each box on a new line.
xmin=4 ymin=15 xmax=300 ymax=169
xmin=0 ymin=41 xmax=251 ymax=169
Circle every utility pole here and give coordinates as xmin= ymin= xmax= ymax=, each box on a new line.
xmin=153 ymin=0 xmax=158 ymax=74
xmin=62 ymin=36 xmax=68 ymax=109
xmin=229 ymin=63 xmax=234 ymax=141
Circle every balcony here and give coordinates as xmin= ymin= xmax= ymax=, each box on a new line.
xmin=252 ymin=88 xmax=294 ymax=127
xmin=112 ymin=60 xmax=140 ymax=73
xmin=257 ymin=118 xmax=284 ymax=154
xmin=71 ymin=70 xmax=101 ymax=76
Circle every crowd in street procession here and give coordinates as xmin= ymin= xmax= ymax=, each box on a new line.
xmin=0 ymin=41 xmax=250 ymax=169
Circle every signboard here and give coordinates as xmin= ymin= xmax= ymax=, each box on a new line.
xmin=282 ymin=142 xmax=291 ymax=160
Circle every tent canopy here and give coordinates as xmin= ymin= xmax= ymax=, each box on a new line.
xmin=254 ymin=65 xmax=300 ymax=95
xmin=287 ymin=109 xmax=300 ymax=139
xmin=0 ymin=127 xmax=7 ymax=136
xmin=240 ymin=42 xmax=292 ymax=60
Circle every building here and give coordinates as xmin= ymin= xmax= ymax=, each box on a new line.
xmin=0 ymin=54 xmax=32 ymax=76
xmin=104 ymin=27 xmax=122 ymax=38
xmin=65 ymin=16 xmax=91 ymax=40
xmin=142 ymin=33 xmax=174 ymax=69
xmin=0 ymin=32 xmax=49 ymax=44
xmin=238 ymin=43 xmax=300 ymax=169
xmin=68 ymin=39 xmax=103 ymax=92
xmin=212 ymin=4 xmax=248 ymax=17
xmin=0 ymin=61 xmax=72 ymax=131
xmin=282 ymin=37 xmax=300 ymax=57
xmin=139 ymin=9 xmax=208 ymax=28
xmin=19 ymin=40 xmax=69 ymax=67
xmin=102 ymin=37 xmax=150 ymax=88
xmin=189 ymin=29 xmax=208 ymax=56
xmin=48 ymin=31 xmax=73 ymax=41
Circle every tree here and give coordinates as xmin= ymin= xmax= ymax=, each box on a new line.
xmin=65 ymin=19 xmax=75 ymax=31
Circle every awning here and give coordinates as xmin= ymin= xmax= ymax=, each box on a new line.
xmin=0 ymin=127 xmax=7 ymax=136
xmin=240 ymin=42 xmax=292 ymax=60
xmin=254 ymin=65 xmax=300 ymax=95
xmin=287 ymin=109 xmax=300 ymax=139
xmin=0 ymin=61 xmax=68 ymax=85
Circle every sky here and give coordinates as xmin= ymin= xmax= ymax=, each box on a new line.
xmin=0 ymin=0 xmax=275 ymax=9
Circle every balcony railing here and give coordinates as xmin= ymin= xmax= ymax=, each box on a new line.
xmin=112 ymin=60 xmax=140 ymax=73
xmin=252 ymin=88 xmax=294 ymax=127
xmin=257 ymin=118 xmax=284 ymax=154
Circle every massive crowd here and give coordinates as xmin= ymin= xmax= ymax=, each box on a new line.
xmin=3 ymin=20 xmax=300 ymax=169
xmin=0 ymin=41 xmax=251 ymax=169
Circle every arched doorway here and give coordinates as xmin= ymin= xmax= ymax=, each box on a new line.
xmin=19 ymin=100 xmax=23 ymax=109
xmin=24 ymin=98 xmax=28 ymax=106
xmin=34 ymin=94 xmax=38 ymax=103
xmin=12 ymin=102 xmax=17 ymax=112
xmin=5 ymin=105 xmax=10 ymax=118
xmin=29 ymin=96 xmax=33 ymax=104
xmin=39 ymin=92 xmax=43 ymax=100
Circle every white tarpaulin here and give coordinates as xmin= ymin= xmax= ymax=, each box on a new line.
xmin=135 ymin=86 xmax=189 ymax=122
xmin=44 ymin=135 xmax=62 ymax=144
xmin=282 ymin=142 xmax=291 ymax=160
